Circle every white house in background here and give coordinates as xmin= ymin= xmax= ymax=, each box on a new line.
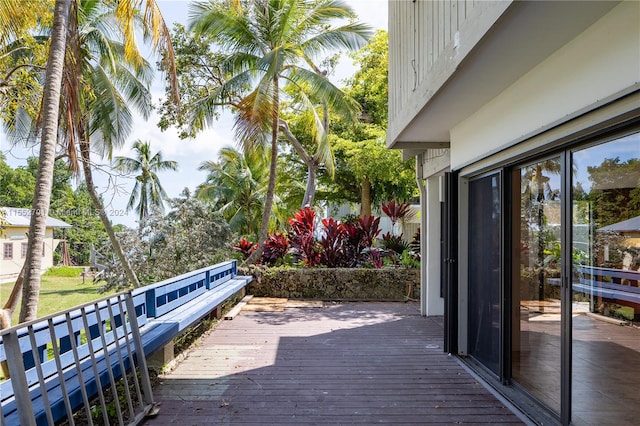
xmin=387 ymin=1 xmax=639 ymax=425
xmin=1 ymin=207 xmax=71 ymax=283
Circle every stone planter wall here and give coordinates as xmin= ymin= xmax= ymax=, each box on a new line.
xmin=242 ymin=266 xmax=420 ymax=301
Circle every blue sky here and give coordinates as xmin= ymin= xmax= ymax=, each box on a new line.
xmin=572 ymin=132 xmax=639 ymax=193
xmin=0 ymin=0 xmax=388 ymax=227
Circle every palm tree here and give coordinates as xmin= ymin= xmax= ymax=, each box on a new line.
xmin=114 ymin=140 xmax=178 ymax=223
xmin=189 ymin=0 xmax=371 ymax=263
xmin=61 ymin=0 xmax=157 ymax=290
xmin=521 ymin=159 xmax=562 ymax=303
xmin=0 ymin=0 xmax=58 ymax=327
xmin=197 ymin=145 xmax=269 ymax=240
xmin=11 ymin=0 xmax=177 ymax=322
xmin=18 ymin=0 xmax=72 ymax=323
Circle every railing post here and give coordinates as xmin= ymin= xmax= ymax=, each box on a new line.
xmin=232 ymin=259 xmax=237 ymax=276
xmin=3 ymin=330 xmax=36 ymax=426
xmin=205 ymin=269 xmax=211 ymax=290
xmin=124 ymin=292 xmax=156 ymax=409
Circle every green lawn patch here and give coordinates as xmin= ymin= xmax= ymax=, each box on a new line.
xmin=0 ymin=268 xmax=115 ymax=326
xmin=43 ymin=265 xmax=86 ymax=277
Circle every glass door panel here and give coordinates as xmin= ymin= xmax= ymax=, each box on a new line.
xmin=468 ymin=174 xmax=501 ymax=374
xmin=570 ymin=133 xmax=640 ymax=425
xmin=511 ymin=156 xmax=562 ymax=414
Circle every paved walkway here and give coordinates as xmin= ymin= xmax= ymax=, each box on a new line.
xmin=145 ymin=302 xmax=523 ymax=425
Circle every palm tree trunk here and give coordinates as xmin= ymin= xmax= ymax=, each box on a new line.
xmin=302 ymin=161 xmax=317 ymax=208
xmin=80 ymin=139 xmax=141 ymax=288
xmin=359 ymin=177 xmax=372 ymax=218
xmin=279 ymin=120 xmax=317 ymax=208
xmin=246 ymin=78 xmax=280 ymax=265
xmin=19 ymin=0 xmax=72 ymax=323
xmin=2 ymin=262 xmax=25 ymax=324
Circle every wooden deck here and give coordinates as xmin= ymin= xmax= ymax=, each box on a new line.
xmin=144 ymin=302 xmax=523 ymax=425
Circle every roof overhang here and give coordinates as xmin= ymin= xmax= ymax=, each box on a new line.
xmin=389 ymin=1 xmax=620 ymax=150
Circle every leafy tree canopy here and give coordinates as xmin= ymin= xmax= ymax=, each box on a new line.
xmin=0 ymin=154 xmax=108 ymax=265
xmin=319 ymin=30 xmax=415 ymax=213
xmin=156 ymin=23 xmax=224 ymax=139
xmin=98 ymin=191 xmax=234 ymax=291
xmin=344 ymin=30 xmax=388 ymax=127
xmin=0 ymin=0 xmax=53 ymax=133
xmin=586 ymin=157 xmax=640 ymax=227
xmin=323 ymin=127 xmax=417 ymax=207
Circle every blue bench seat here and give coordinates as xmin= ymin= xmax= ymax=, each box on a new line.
xmin=1 ymin=261 xmax=253 ymax=425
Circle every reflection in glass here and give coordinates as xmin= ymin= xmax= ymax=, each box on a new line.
xmin=571 ymin=133 xmax=640 ymax=425
xmin=468 ymin=174 xmax=501 ymax=374
xmin=511 ymin=157 xmax=562 ymax=414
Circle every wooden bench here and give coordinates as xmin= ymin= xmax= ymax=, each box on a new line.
xmin=1 ymin=260 xmax=252 ymax=425
xmin=140 ymin=263 xmax=252 ymax=357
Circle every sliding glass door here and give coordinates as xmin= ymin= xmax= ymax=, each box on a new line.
xmin=464 ymin=129 xmax=639 ymax=423
xmin=570 ymin=132 xmax=640 ymax=425
xmin=511 ymin=156 xmax=562 ymax=414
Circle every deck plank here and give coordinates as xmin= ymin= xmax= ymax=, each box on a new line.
xmin=145 ymin=302 xmax=522 ymax=425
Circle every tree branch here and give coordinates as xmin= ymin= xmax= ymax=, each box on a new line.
xmin=278 ymin=119 xmax=313 ymax=164
xmin=2 ymin=63 xmax=46 ymax=84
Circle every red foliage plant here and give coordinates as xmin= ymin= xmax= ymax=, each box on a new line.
xmin=358 ymin=215 xmax=381 ymax=249
xmin=288 ymin=207 xmax=320 ymax=266
xmin=234 ymin=237 xmax=257 ymax=260
xmin=319 ymin=218 xmax=347 ymax=268
xmin=261 ymin=233 xmax=289 ymax=266
xmin=382 ymin=232 xmax=409 ymax=254
xmin=381 ymin=199 xmax=411 ymax=227
xmin=342 ymin=222 xmax=365 ymax=267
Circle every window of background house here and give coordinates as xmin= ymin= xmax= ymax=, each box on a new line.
xmin=4 ymin=243 xmax=13 ymax=260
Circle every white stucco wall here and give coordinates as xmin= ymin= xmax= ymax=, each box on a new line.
xmin=1 ymin=227 xmax=58 ymax=283
xmin=450 ymin=1 xmax=640 ymax=169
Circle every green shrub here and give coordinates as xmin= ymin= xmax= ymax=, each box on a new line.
xmin=43 ymin=266 xmax=84 ymax=277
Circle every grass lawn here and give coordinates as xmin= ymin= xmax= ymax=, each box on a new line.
xmin=0 ymin=267 xmax=115 ymax=326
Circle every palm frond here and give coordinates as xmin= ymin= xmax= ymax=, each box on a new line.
xmin=114 ymin=0 xmax=178 ymax=102
xmin=287 ymin=66 xmax=358 ymax=119
xmin=301 ymin=23 xmax=372 ymax=58
xmin=87 ymin=63 xmax=133 ymax=157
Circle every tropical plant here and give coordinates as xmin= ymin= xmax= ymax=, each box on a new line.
xmin=342 ymin=221 xmax=366 ymax=266
xmin=381 ymin=232 xmax=409 ymax=255
xmin=381 ymin=199 xmax=411 ymax=233
xmin=114 ymin=140 xmax=178 ymax=224
xmin=234 ymin=237 xmax=257 ymax=260
xmin=188 ymin=0 xmax=372 ymax=263
xmin=197 ymin=146 xmax=269 ymax=240
xmin=16 ymin=0 xmax=71 ymax=323
xmin=261 ymin=233 xmax=290 ymax=266
xmin=319 ymin=217 xmax=347 ymax=268
xmin=288 ymin=207 xmax=320 ymax=266
xmin=358 ymin=215 xmax=381 ymax=250
xmin=61 ymin=0 xmax=156 ymax=290
xmin=0 ymin=0 xmax=51 ymax=126
xmin=399 ymin=249 xmax=420 ymax=269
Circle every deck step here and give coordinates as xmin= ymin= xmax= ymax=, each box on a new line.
xmin=224 ymin=295 xmax=254 ymax=320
